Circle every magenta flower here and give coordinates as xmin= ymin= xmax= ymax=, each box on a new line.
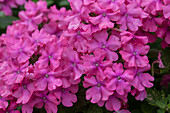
xmin=87 ymin=30 xmax=121 ymax=61
xmin=61 ymin=47 xmax=84 ymax=80
xmin=120 ymin=31 xmax=148 ymax=45
xmin=104 ymin=63 xmax=134 ymax=95
xmin=8 ymin=37 xmax=35 ymax=63
xmin=81 ymin=49 xmax=112 ymax=80
xmin=34 ymin=67 xmax=62 ymax=91
xmin=30 ymin=91 xmax=60 ymax=113
xmin=24 ymin=0 xmax=47 ymax=15
xmin=0 ymin=101 xmax=20 ymax=113
xmin=130 ymin=64 xmax=154 ymax=91
xmin=141 ymin=0 xmax=164 ymax=15
xmin=0 ymin=95 xmax=8 ymax=110
xmin=142 ymin=16 xmax=163 ymax=32
xmin=117 ymin=3 xmax=148 ymax=31
xmin=83 ymin=76 xmax=113 ymax=103
xmin=54 ymin=85 xmax=78 ymax=107
xmin=89 ymin=3 xmax=120 ymax=29
xmin=37 ymin=42 xmax=63 ymax=69
xmin=131 ymin=89 xmax=147 ymax=101
xmin=17 ymin=11 xmax=43 ymax=31
xmin=31 ymin=29 xmax=56 ymax=47
xmin=97 ymin=0 xmax=124 ymax=11
xmin=120 ymin=43 xmax=150 ymax=68
xmin=2 ymin=61 xmax=28 ymax=85
xmin=12 ymin=79 xmax=36 ymax=104
xmin=105 ymin=95 xmax=121 ymax=111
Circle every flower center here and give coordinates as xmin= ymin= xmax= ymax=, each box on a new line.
xmin=6 ymin=112 xmax=9 ymax=113
xmin=62 ymin=89 xmax=65 ymax=93
xmin=23 ymin=85 xmax=27 ymax=89
xmin=0 ymin=96 xmax=2 ymax=99
xmin=43 ymin=97 xmax=46 ymax=100
xmin=102 ymin=44 xmax=106 ymax=48
xmin=17 ymin=70 xmax=20 ymax=74
xmin=137 ymin=72 xmax=140 ymax=76
xmin=48 ymin=55 xmax=53 ymax=59
xmin=77 ymin=31 xmax=80 ymax=36
xmin=72 ymin=62 xmax=76 ymax=67
xmin=45 ymin=74 xmax=49 ymax=78
xmin=133 ymin=36 xmax=135 ymax=40
xmin=95 ymin=62 xmax=99 ymax=67
xmin=133 ymin=52 xmax=136 ymax=55
xmin=125 ymin=13 xmax=128 ymax=17
xmin=111 ymin=0 xmax=115 ymax=1
xmin=19 ymin=49 xmax=23 ymax=52
xmin=102 ymin=13 xmax=106 ymax=17
xmin=117 ymin=76 xmax=121 ymax=80
xmin=97 ymin=83 xmax=101 ymax=87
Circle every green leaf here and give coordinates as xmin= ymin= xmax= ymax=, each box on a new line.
xmin=160 ymin=48 xmax=170 ymax=75
xmin=146 ymin=89 xmax=168 ymax=109
xmin=157 ymin=109 xmax=165 ymax=113
xmin=86 ymin=104 xmax=103 ymax=113
xmin=0 ymin=11 xmax=5 ymax=17
xmin=0 ymin=16 xmax=18 ymax=29
xmin=46 ymin=0 xmax=54 ymax=6
xmin=58 ymin=0 xmax=70 ymax=7
xmin=140 ymin=102 xmax=154 ymax=113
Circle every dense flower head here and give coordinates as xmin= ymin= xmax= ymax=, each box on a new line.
xmin=1 ymin=0 xmax=169 ymax=112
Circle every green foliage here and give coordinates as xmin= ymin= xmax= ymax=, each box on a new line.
xmin=146 ymin=89 xmax=170 ymax=112
xmin=0 ymin=16 xmax=18 ymax=29
xmin=160 ymin=48 xmax=170 ymax=75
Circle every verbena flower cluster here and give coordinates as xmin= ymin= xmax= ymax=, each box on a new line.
xmin=0 ymin=0 xmax=26 ymax=15
xmin=0 ymin=0 xmax=169 ymax=113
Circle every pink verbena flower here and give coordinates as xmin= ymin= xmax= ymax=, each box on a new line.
xmin=81 ymin=49 xmax=112 ymax=80
xmin=54 ymin=85 xmax=78 ymax=107
xmin=131 ymin=89 xmax=147 ymax=101
xmin=89 ymin=2 xmax=120 ymax=29
xmin=120 ymin=31 xmax=148 ymax=45
xmin=97 ymin=0 xmax=124 ymax=11
xmin=30 ymin=91 xmax=60 ymax=113
xmin=87 ymin=30 xmax=121 ymax=61
xmin=105 ymin=95 xmax=122 ymax=111
xmin=31 ymin=29 xmax=56 ymax=47
xmin=17 ymin=11 xmax=43 ymax=31
xmin=141 ymin=0 xmax=164 ymax=15
xmin=0 ymin=95 xmax=8 ymax=110
xmin=34 ymin=67 xmax=62 ymax=91
xmin=130 ymin=64 xmax=154 ymax=91
xmin=37 ymin=41 xmax=63 ymax=69
xmin=83 ymin=76 xmax=113 ymax=103
xmin=2 ymin=61 xmax=28 ymax=85
xmin=119 ymin=43 xmax=150 ymax=68
xmin=117 ymin=3 xmax=148 ymax=31
xmin=24 ymin=0 xmax=47 ymax=16
xmin=61 ymin=47 xmax=84 ymax=80
xmin=0 ymin=101 xmax=20 ymax=113
xmin=104 ymin=63 xmax=134 ymax=95
xmin=12 ymin=79 xmax=36 ymax=104
xmin=8 ymin=37 xmax=35 ymax=63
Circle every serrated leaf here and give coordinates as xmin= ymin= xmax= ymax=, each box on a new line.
xmin=146 ymin=89 xmax=168 ymax=109
xmin=0 ymin=16 xmax=18 ymax=29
